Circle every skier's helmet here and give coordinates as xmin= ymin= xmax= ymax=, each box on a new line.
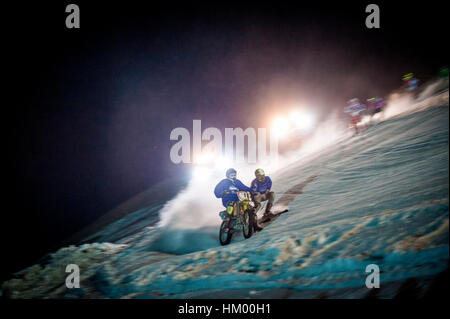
xmin=255 ymin=168 xmax=266 ymax=182
xmin=348 ymin=98 xmax=360 ymax=106
xmin=226 ymin=168 xmax=237 ymax=181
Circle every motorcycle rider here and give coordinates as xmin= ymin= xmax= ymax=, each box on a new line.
xmin=251 ymin=168 xmax=275 ymax=222
xmin=214 ymin=168 xmax=262 ymax=231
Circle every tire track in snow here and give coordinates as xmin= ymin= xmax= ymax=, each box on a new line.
xmin=260 ymin=174 xmax=319 ymax=229
xmin=274 ymin=174 xmax=319 ymax=208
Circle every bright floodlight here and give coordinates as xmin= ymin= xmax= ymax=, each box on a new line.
xmin=289 ymin=111 xmax=301 ymax=121
xmin=272 ymin=117 xmax=290 ymax=137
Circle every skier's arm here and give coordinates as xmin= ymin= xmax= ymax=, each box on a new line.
xmin=267 ymin=177 xmax=272 ymax=191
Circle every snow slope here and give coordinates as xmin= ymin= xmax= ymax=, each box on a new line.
xmin=2 ymin=86 xmax=448 ymax=299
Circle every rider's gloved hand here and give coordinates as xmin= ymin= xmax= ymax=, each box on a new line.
xmin=221 ymin=190 xmax=234 ymax=197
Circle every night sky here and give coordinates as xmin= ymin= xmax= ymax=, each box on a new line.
xmin=3 ymin=1 xmax=447 ymax=280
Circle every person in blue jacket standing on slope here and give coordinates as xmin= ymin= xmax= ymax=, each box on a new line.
xmin=214 ymin=168 xmax=262 ymax=231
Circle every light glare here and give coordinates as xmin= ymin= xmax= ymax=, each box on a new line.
xmin=272 ymin=117 xmax=290 ymax=137
xmin=192 ymin=166 xmax=210 ymax=180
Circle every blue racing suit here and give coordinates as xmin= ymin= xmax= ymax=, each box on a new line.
xmin=214 ymin=178 xmax=252 ymax=207
xmin=251 ymin=176 xmax=272 ymax=194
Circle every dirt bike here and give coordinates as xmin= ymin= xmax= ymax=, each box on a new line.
xmin=218 ymin=191 xmax=256 ymax=245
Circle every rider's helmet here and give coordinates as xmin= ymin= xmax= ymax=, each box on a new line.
xmin=226 ymin=168 xmax=237 ymax=182
xmin=403 ymin=73 xmax=414 ymax=81
xmin=255 ymin=168 xmax=266 ymax=182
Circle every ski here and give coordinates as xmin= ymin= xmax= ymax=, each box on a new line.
xmin=257 ymin=209 xmax=289 ymax=228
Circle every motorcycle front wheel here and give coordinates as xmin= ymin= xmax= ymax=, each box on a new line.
xmin=219 ymin=220 xmax=233 ymax=245
xmin=242 ymin=210 xmax=254 ymax=239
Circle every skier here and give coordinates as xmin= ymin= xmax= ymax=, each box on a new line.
xmin=344 ymin=98 xmax=366 ymax=134
xmin=251 ymin=168 xmax=275 ymax=222
xmin=214 ymin=168 xmax=262 ymax=231
xmin=366 ymin=97 xmax=384 ymax=116
xmin=402 ymin=73 xmax=420 ymax=93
